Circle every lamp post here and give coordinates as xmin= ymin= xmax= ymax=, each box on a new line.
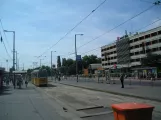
xmin=4 ymin=30 xmax=16 ymax=88
xmin=75 ymin=34 xmax=83 ymax=82
xmin=51 ymin=51 xmax=56 ymax=80
xmin=15 ymin=51 xmax=19 ymax=70
xmin=6 ymin=59 xmax=8 ymax=71
xmin=4 ymin=30 xmax=15 ymax=71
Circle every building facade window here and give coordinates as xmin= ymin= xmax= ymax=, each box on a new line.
xmin=158 ymin=30 xmax=161 ymax=35
xmin=151 ymin=32 xmax=157 ymax=37
xmin=140 ymin=50 xmax=144 ymax=54
xmin=134 ymin=38 xmax=139 ymax=42
xmin=130 ymin=53 xmax=134 ymax=56
xmin=136 ymin=58 xmax=140 ymax=62
xmin=152 ymin=48 xmax=157 ymax=52
xmin=130 ymin=46 xmax=133 ymax=49
xmin=145 ymin=34 xmax=150 ymax=39
xmin=130 ymin=40 xmax=133 ymax=43
xmin=131 ymin=59 xmax=135 ymax=62
xmin=152 ymin=40 xmax=158 ymax=44
xmin=146 ymin=42 xmax=151 ymax=46
xmin=139 ymin=36 xmax=144 ymax=40
xmin=135 ymin=45 xmax=139 ymax=48
xmin=159 ymin=39 xmax=161 ymax=43
xmin=135 ymin=52 xmax=139 ymax=55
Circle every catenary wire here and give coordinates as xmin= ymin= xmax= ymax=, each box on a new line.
xmin=0 ymin=31 xmax=12 ymax=60
xmin=0 ymin=19 xmax=12 ymax=52
xmin=38 ymin=0 xmax=108 ymax=58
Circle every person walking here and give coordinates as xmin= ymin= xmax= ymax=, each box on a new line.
xmin=120 ymin=73 xmax=125 ymax=88
xmin=25 ymin=80 xmax=28 ymax=88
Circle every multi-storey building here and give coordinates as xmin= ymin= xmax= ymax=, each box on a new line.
xmin=129 ymin=26 xmax=161 ymax=67
xmin=101 ymin=26 xmax=161 ymax=70
xmin=101 ymin=42 xmax=117 ymax=69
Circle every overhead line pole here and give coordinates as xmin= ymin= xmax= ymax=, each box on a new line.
xmin=4 ymin=30 xmax=16 ymax=88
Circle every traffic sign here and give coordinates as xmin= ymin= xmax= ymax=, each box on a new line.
xmin=76 ymin=55 xmax=81 ymax=61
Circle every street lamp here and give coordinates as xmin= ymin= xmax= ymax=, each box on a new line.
xmin=51 ymin=51 xmax=56 ymax=80
xmin=6 ymin=59 xmax=8 ymax=71
xmin=75 ymin=34 xmax=83 ymax=82
xmin=4 ymin=30 xmax=16 ymax=88
xmin=4 ymin=30 xmax=15 ymax=71
xmin=15 ymin=51 xmax=19 ymax=70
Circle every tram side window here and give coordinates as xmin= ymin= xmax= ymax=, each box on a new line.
xmin=39 ymin=70 xmax=48 ymax=78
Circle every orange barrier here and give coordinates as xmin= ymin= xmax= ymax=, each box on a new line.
xmin=111 ymin=102 xmax=154 ymax=120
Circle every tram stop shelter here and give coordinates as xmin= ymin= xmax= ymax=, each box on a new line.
xmin=131 ymin=67 xmax=157 ymax=79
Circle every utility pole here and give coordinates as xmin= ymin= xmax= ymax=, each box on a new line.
xmin=16 ymin=51 xmax=18 ymax=70
xmin=4 ymin=30 xmax=16 ymax=88
xmin=13 ymin=31 xmax=15 ymax=71
xmin=17 ymin=59 xmax=19 ymax=70
xmin=75 ymin=34 xmax=83 ymax=82
xmin=40 ymin=59 xmax=42 ymax=67
xmin=51 ymin=51 xmax=56 ymax=80
xmin=23 ymin=63 xmax=24 ymax=70
xmin=6 ymin=59 xmax=8 ymax=71
xmin=51 ymin=51 xmax=53 ymax=80
xmin=75 ymin=35 xmax=78 ymax=82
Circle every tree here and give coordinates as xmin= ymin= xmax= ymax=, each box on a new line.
xmin=82 ymin=55 xmax=101 ymax=69
xmin=65 ymin=59 xmax=74 ymax=66
xmin=41 ymin=65 xmax=51 ymax=76
xmin=57 ymin=56 xmax=61 ymax=68
xmin=97 ymin=57 xmax=101 ymax=63
xmin=62 ymin=58 xmax=67 ymax=66
xmin=59 ymin=58 xmax=76 ymax=75
xmin=57 ymin=55 xmax=101 ymax=75
xmin=9 ymin=67 xmax=14 ymax=73
xmin=141 ymin=53 xmax=161 ymax=68
xmin=27 ymin=69 xmax=32 ymax=74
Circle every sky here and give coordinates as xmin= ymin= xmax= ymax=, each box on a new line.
xmin=0 ymin=0 xmax=161 ymax=70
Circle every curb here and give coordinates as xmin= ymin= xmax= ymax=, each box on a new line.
xmin=60 ymin=83 xmax=161 ymax=103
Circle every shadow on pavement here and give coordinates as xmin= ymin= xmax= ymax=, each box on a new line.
xmin=47 ymin=84 xmax=57 ymax=87
xmin=15 ymin=87 xmax=34 ymax=90
xmin=0 ymin=85 xmax=12 ymax=96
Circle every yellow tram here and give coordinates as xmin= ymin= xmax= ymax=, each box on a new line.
xmin=31 ymin=69 xmax=48 ymax=86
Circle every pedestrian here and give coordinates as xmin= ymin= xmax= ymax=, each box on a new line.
xmin=58 ymin=74 xmax=61 ymax=81
xmin=25 ymin=80 xmax=28 ymax=88
xmin=120 ymin=73 xmax=125 ymax=88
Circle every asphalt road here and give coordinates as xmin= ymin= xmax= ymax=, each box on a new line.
xmin=1 ymin=81 xmax=161 ymax=120
xmin=0 ymin=83 xmax=72 ymax=120
xmin=41 ymin=82 xmax=161 ymax=120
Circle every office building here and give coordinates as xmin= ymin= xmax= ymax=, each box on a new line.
xmin=101 ymin=26 xmax=161 ymax=70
